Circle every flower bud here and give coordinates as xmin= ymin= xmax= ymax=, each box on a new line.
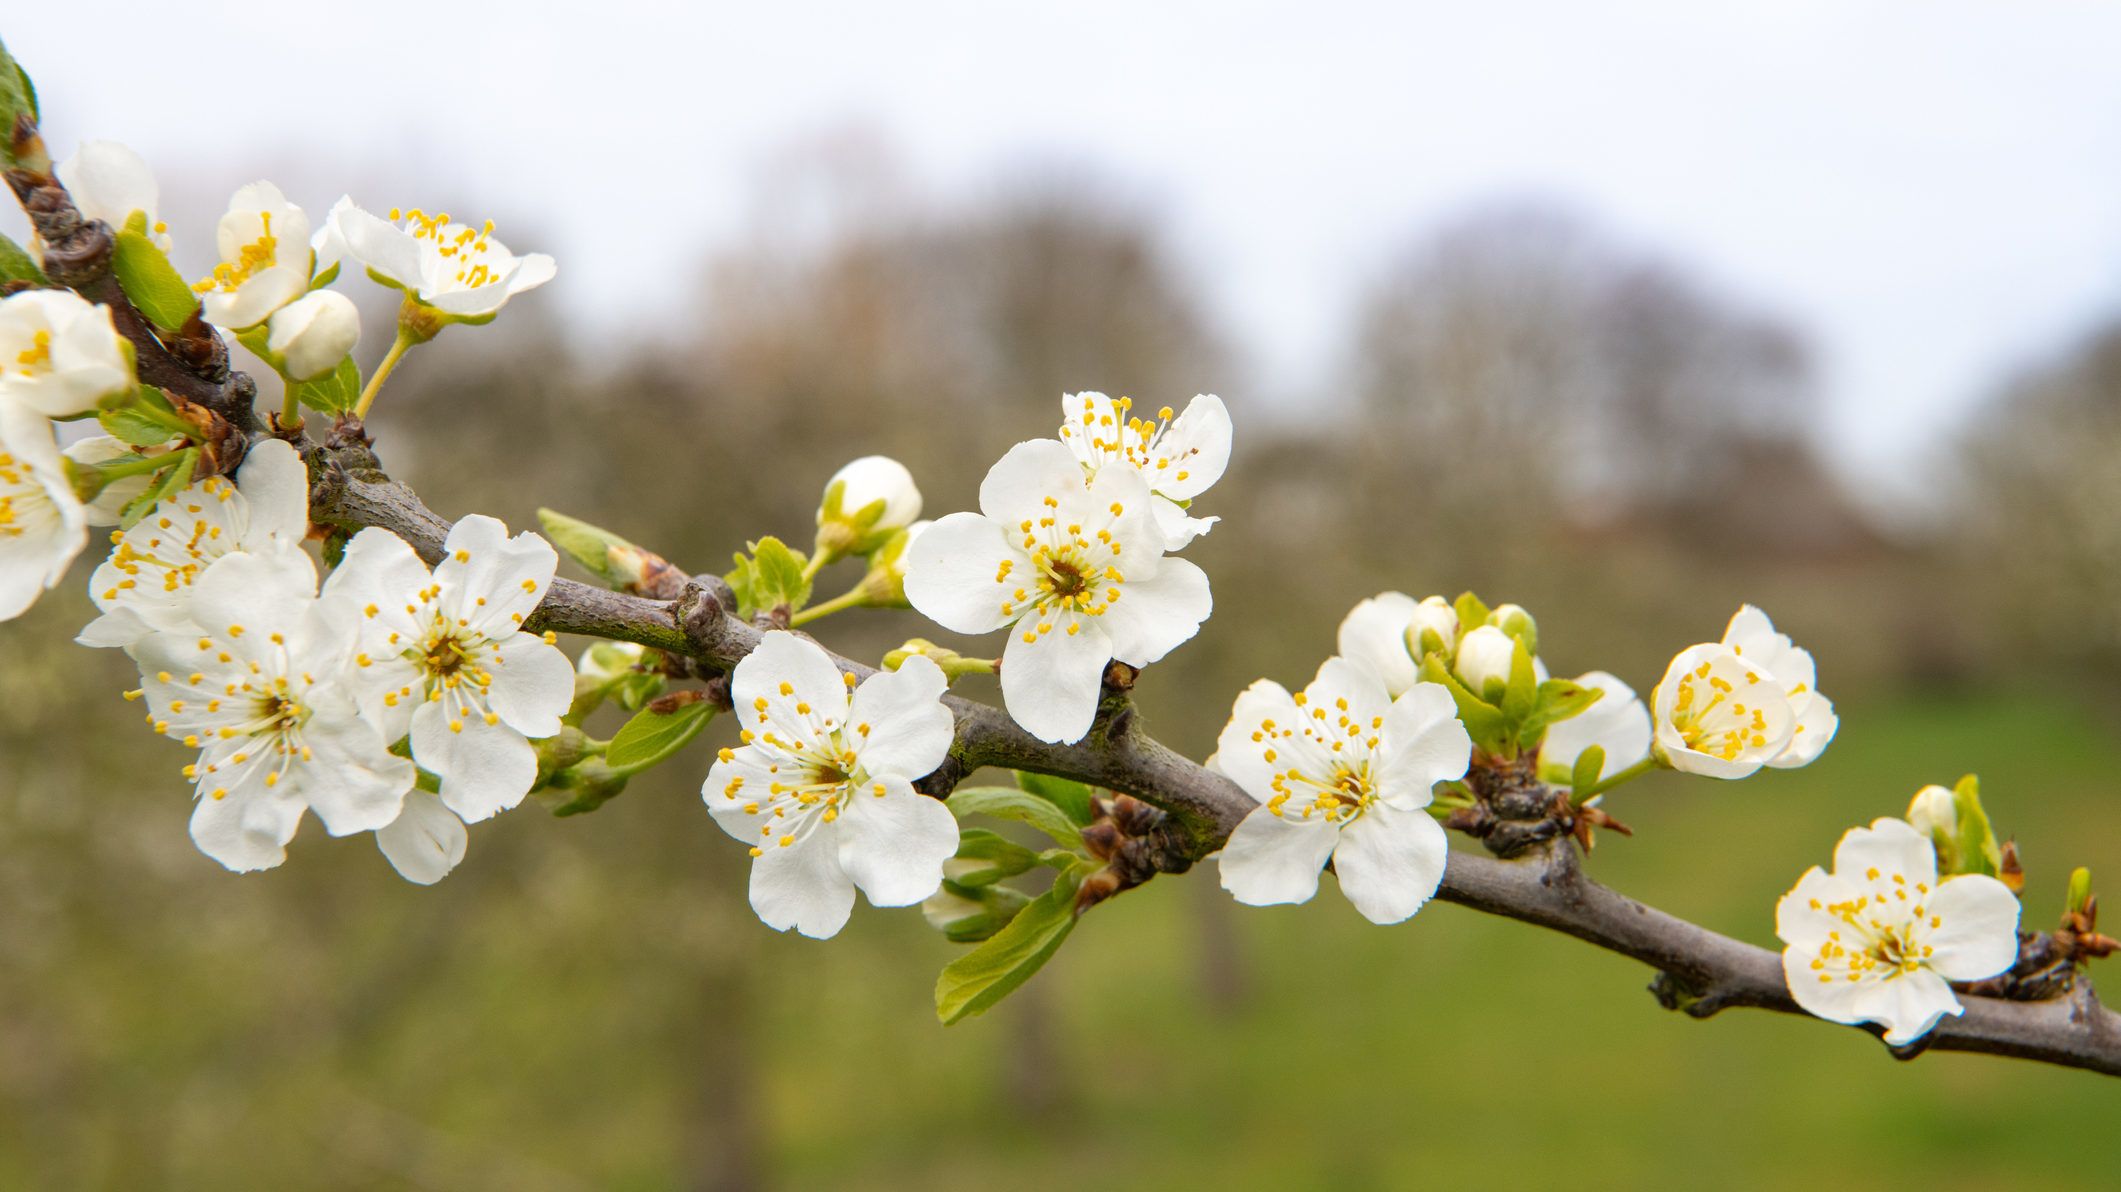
xmin=1454 ymin=625 xmax=1517 ymax=702
xmin=1906 ymin=784 xmax=1956 ymax=841
xmin=1402 ymin=594 xmax=1460 ymax=661
xmin=1489 ymin=602 xmax=1538 ymax=655
xmin=265 ymin=289 xmax=360 ymax=380
xmin=815 ymin=455 xmax=923 ymax=560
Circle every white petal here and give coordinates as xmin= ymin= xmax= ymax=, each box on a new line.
xmin=1100 ymin=556 xmax=1210 ymax=667
xmin=1541 ymin=671 xmax=1652 ymax=781
xmin=1774 ymin=866 xmax=1859 ymax=946
xmin=731 ymin=630 xmax=851 ymax=735
xmin=1217 ymin=806 xmax=1336 ymax=907
xmin=483 ymin=634 xmax=575 ymax=738
xmin=702 ymin=749 xmax=781 ymax=840
xmin=506 ymin=253 xmax=557 ymax=294
xmin=1337 ymin=592 xmax=1422 ymax=699
xmin=234 ymin=438 xmax=311 ymax=547
xmin=847 ymin=654 xmax=955 ymax=780
xmin=1831 ymin=818 xmax=1938 ymax=890
xmin=902 ymin=512 xmax=1021 ymax=635
xmin=189 ymin=780 xmax=305 ymax=873
xmin=1148 ymin=498 xmax=1216 ymax=551
xmin=1860 ymin=969 xmax=1963 ymax=1046
xmin=1151 ymin=393 xmax=1232 ymax=500
xmin=834 ymin=775 xmax=960 ymax=906
xmin=56 ymin=140 xmax=158 ymax=228
xmin=999 ymin=614 xmax=1112 ymax=744
xmin=749 ymin=828 xmax=856 ymax=938
xmin=1213 ymin=678 xmax=1310 ymax=805
xmin=1333 ymin=804 xmax=1449 ymax=924
xmin=1306 ymin=655 xmax=1393 ymax=733
xmin=1375 ymin=682 xmax=1472 ymax=808
xmin=1768 ymin=690 xmax=1838 ymax=769
xmin=410 ymin=700 xmax=537 ymax=823
xmin=375 ymin=790 xmax=468 ymax=885
xmin=434 ymin=514 xmax=556 ymax=635
xmin=976 ymin=438 xmax=1089 ymax=526
xmin=296 ymin=711 xmax=416 ymax=836
xmin=1923 ymin=875 xmax=2022 ymax=981
xmin=200 ymin=265 xmax=307 ymax=330
xmin=337 ymin=205 xmax=425 ymax=291
xmin=1722 ymin=604 xmax=1817 ymax=692
xmin=187 ymin=549 xmax=319 ymax=642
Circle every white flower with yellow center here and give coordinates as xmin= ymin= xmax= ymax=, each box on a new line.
xmin=130 ymin=551 xmax=415 ymax=872
xmin=1215 ymin=658 xmax=1471 ymax=924
xmin=1650 ymin=643 xmax=1796 ymax=779
xmin=55 ymin=140 xmax=169 ymax=252
xmin=0 ymin=405 xmax=89 ymax=622
xmin=1057 ymin=391 xmax=1231 ymax=550
xmin=0 ymin=289 xmax=132 ymax=418
xmin=1538 ymin=670 xmax=1651 ymax=786
xmin=193 ymin=182 xmax=314 ymax=330
xmin=703 ymin=632 xmax=960 ymax=939
xmin=322 ymin=516 xmax=575 ymax=824
xmin=1776 ymin=817 xmax=2021 ymax=1045
xmin=1338 ymin=592 xmax=1458 ymax=697
xmin=1720 ymin=604 xmax=1837 ymax=768
xmin=334 ymin=203 xmax=556 ymax=320
xmin=78 ymin=439 xmax=310 ymax=649
xmin=904 ymin=438 xmax=1212 ymax=744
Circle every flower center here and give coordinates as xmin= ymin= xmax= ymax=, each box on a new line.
xmin=393 ymin=207 xmax=505 ymax=291
xmin=194 ymin=212 xmax=282 ymax=295
xmin=999 ymin=494 xmax=1130 ymax=642
xmin=1803 ymin=872 xmax=1940 ymax=985
xmin=1060 ymin=394 xmax=1201 ymax=489
xmin=1670 ymin=660 xmax=1770 ymax=761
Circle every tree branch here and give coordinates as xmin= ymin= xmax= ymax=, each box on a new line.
xmin=305 ymin=438 xmax=2121 ymax=1078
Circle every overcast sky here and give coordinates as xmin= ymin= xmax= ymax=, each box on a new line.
xmin=10 ymin=2 xmax=2121 ymax=502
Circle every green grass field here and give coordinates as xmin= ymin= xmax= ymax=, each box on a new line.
xmin=4 ymin=683 xmax=2118 ymax=1189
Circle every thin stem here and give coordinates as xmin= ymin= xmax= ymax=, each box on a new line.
xmin=279 ymin=374 xmax=303 ymax=430
xmin=1572 ymin=755 xmax=1658 ymax=804
xmin=789 ymin=587 xmax=867 ymax=627
xmin=799 ymin=549 xmax=833 ymax=583
xmin=92 ymin=451 xmax=179 ymax=480
xmin=353 ymin=329 xmax=416 ymax=419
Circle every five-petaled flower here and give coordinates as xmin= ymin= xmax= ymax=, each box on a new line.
xmin=904 ymin=438 xmax=1211 ymax=744
xmin=702 ymin=632 xmax=960 ymax=939
xmin=130 ymin=551 xmax=415 ymax=872
xmin=1215 ymin=657 xmax=1472 ymax=924
xmin=335 ymin=202 xmax=556 ymax=321
xmin=79 ymin=439 xmax=311 ymax=649
xmin=322 ymin=516 xmax=575 ymax=825
xmin=1651 ymin=606 xmax=1834 ymax=779
xmin=0 ymin=288 xmax=132 ymax=419
xmin=0 ymin=405 xmax=89 ymax=622
xmin=194 ymin=182 xmax=315 ymax=330
xmin=1057 ymin=391 xmax=1231 ymax=550
xmin=1776 ymin=816 xmax=2021 ymax=1045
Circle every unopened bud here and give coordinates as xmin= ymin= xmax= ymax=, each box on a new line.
xmin=2068 ymin=867 xmax=2094 ymax=917
xmin=883 ymin=638 xmax=995 ymax=681
xmin=1402 ymin=594 xmax=1460 ymax=662
xmin=538 ymin=508 xmax=682 ymax=596
xmin=815 ymin=455 xmax=923 ymax=562
xmin=1454 ymin=625 xmax=1517 ymax=703
xmin=1488 ymin=602 xmax=1538 ymax=655
xmin=265 ymin=289 xmax=360 ymax=380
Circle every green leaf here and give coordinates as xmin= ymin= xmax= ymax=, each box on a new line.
xmin=0 ymin=38 xmax=32 ymax=165
xmin=1569 ymin=745 xmax=1606 ymax=797
xmin=289 ymin=354 xmax=361 ymax=414
xmin=1950 ymin=773 xmax=2004 ymax=878
xmin=1015 ymin=770 xmax=1098 ymax=826
xmin=111 ymin=229 xmax=200 ymax=331
xmin=100 ymin=407 xmax=175 ymax=447
xmin=1517 ymin=678 xmax=1602 ymax=752
xmin=752 ymin=536 xmax=811 ymax=614
xmin=935 ymin=869 xmax=1083 ymax=1024
xmin=947 ymin=786 xmax=1086 ymax=847
xmin=1452 ymin=591 xmax=1491 ymax=635
xmin=118 ymin=450 xmax=196 ymax=528
xmin=931 ymin=880 xmax=1033 ymax=943
xmin=1500 ymin=638 xmax=1538 ymax=725
xmin=605 ymin=699 xmax=713 ymax=773
xmin=950 ymin=828 xmax=1042 ymax=887
xmin=0 ymin=232 xmax=47 ymax=286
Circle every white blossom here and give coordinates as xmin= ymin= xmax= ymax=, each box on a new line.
xmin=0 ymin=405 xmax=89 ymax=622
xmin=702 ymin=632 xmax=960 ymax=939
xmin=1650 ymin=642 xmax=1795 ymax=779
xmin=130 ymin=551 xmax=414 ymax=872
xmin=55 ymin=140 xmax=168 ymax=251
xmin=265 ymin=289 xmax=360 ymax=380
xmin=322 ymin=516 xmax=575 ymax=823
xmin=334 ymin=203 xmax=555 ymax=320
xmin=1338 ymin=592 xmax=1457 ymax=698
xmin=1057 ymin=391 xmax=1231 ymax=549
xmin=0 ymin=289 xmax=132 ymax=418
xmin=1776 ymin=817 xmax=2021 ymax=1045
xmin=194 ymin=182 xmax=314 ymax=330
xmin=1215 ymin=657 xmax=1471 ymax=924
xmin=79 ymin=439 xmax=311 ymax=649
xmin=1538 ymin=670 xmax=1651 ymax=785
xmin=904 ymin=438 xmax=1211 ymax=744
xmin=1721 ymin=604 xmax=1837 ymax=768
